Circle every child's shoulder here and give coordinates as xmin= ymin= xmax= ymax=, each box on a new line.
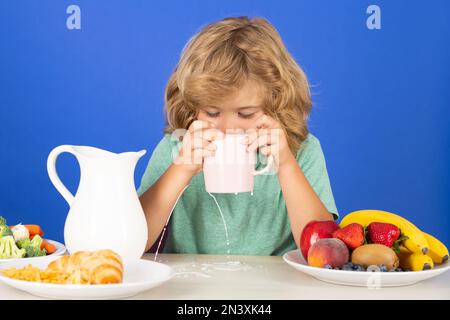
xmin=303 ymin=132 xmax=320 ymax=145
xmin=157 ymin=132 xmax=181 ymax=148
xmin=147 ymin=133 xmax=180 ymax=160
xmin=295 ymin=132 xmax=331 ymax=168
xmin=296 ymin=132 xmax=322 ymax=157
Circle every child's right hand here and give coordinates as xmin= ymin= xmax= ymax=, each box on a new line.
xmin=174 ymin=120 xmax=224 ymax=176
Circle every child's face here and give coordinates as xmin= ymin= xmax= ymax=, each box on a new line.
xmin=197 ymin=81 xmax=264 ymax=133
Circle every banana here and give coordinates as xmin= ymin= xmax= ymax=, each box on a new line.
xmin=423 ymin=232 xmax=449 ymax=264
xmin=340 ymin=210 xmax=429 ymax=254
xmin=397 ymin=246 xmax=434 ymax=271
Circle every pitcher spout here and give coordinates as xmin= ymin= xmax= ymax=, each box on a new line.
xmin=137 ymin=149 xmax=146 ymax=157
xmin=119 ymin=149 xmax=146 ymax=162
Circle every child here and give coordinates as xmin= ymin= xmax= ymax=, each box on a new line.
xmin=138 ymin=16 xmax=338 ymax=256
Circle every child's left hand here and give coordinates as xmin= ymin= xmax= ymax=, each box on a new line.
xmin=243 ymin=114 xmax=294 ymax=171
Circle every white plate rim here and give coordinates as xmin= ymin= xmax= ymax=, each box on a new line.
xmin=0 ymin=256 xmax=176 ymax=290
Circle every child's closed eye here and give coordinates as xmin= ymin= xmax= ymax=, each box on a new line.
xmin=238 ymin=112 xmax=255 ymax=119
xmin=206 ymin=111 xmax=220 ymax=118
xmin=204 ymin=110 xmax=256 ymax=119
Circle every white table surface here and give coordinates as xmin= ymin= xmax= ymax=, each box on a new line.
xmin=1 ymin=253 xmax=449 ymax=300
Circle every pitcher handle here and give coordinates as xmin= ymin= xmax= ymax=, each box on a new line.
xmin=47 ymin=145 xmax=77 ymax=207
xmin=252 ymin=154 xmax=275 ymax=176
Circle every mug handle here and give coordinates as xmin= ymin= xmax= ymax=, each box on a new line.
xmin=252 ymin=154 xmax=275 ymax=176
xmin=47 ymin=145 xmax=77 ymax=207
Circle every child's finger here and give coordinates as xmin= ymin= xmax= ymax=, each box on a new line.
xmin=256 ymin=114 xmax=280 ymax=129
xmin=186 ymin=127 xmax=220 ymax=143
xmin=254 ymin=114 xmax=271 ymax=129
xmin=247 ymin=132 xmax=273 ymax=152
xmin=244 ymin=127 xmax=272 ymax=146
xmin=242 ymin=129 xmax=258 ymax=146
xmin=259 ymin=145 xmax=272 ymax=156
xmin=204 ymin=141 xmax=217 ymax=152
xmin=192 ymin=148 xmax=215 ymax=164
xmin=191 ymin=137 xmax=215 ymax=150
xmin=202 ymin=148 xmax=216 ymax=159
xmin=202 ymin=128 xmax=224 ymax=142
xmin=188 ymin=120 xmax=214 ymax=134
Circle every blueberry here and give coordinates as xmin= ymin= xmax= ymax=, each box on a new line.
xmin=404 ymin=268 xmax=411 ymax=272
xmin=342 ymin=265 xmax=353 ymax=271
xmin=341 ymin=262 xmax=353 ymax=271
xmin=395 ymin=268 xmax=403 ymax=272
xmin=352 ymin=264 xmax=362 ymax=270
xmin=379 ymin=265 xmax=388 ymax=272
xmin=324 ymin=264 xmax=333 ymax=269
xmin=343 ymin=262 xmax=353 ymax=267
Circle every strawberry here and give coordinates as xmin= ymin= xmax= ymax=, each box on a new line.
xmin=332 ymin=223 xmax=365 ymax=250
xmin=366 ymin=222 xmax=401 ymax=248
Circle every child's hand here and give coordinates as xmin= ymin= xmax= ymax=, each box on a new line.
xmin=175 ymin=120 xmax=224 ymax=176
xmin=243 ymin=115 xmax=293 ymax=171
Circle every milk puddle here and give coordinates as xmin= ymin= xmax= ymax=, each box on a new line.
xmin=169 ymin=259 xmax=256 ymax=279
xmin=200 ymin=260 xmax=253 ymax=272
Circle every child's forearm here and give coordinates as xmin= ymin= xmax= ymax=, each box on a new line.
xmin=277 ymin=155 xmax=334 ymax=247
xmin=139 ymin=162 xmax=195 ymax=252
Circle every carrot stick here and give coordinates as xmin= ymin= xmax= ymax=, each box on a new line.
xmin=41 ymin=239 xmax=57 ymax=255
xmin=24 ymin=225 xmax=44 ymax=237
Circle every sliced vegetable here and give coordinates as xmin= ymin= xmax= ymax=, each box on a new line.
xmin=24 ymin=225 xmax=44 ymax=237
xmin=41 ymin=239 xmax=57 ymax=255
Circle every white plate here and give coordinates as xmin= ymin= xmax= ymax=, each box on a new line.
xmin=0 ymin=240 xmax=66 ymax=263
xmin=283 ymin=249 xmax=450 ymax=287
xmin=0 ymin=255 xmax=176 ymax=299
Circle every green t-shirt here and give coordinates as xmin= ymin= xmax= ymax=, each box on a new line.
xmin=137 ymin=132 xmax=339 ymax=256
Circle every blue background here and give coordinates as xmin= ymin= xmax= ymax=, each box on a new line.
xmin=1 ymin=1 xmax=449 ymax=246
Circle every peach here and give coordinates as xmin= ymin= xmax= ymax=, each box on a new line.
xmin=307 ymin=238 xmax=349 ymax=268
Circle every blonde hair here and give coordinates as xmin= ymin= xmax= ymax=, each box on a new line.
xmin=163 ymin=16 xmax=312 ymax=155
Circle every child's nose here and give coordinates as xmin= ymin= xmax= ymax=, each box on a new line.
xmin=215 ymin=123 xmax=227 ymax=134
xmin=217 ymin=119 xmax=239 ymax=134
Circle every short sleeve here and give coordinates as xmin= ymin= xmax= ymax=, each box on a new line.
xmin=137 ymin=134 xmax=178 ymax=197
xmin=296 ymin=133 xmax=339 ymax=220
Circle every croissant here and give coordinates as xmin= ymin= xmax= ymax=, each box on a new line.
xmin=48 ymin=249 xmax=123 ymax=284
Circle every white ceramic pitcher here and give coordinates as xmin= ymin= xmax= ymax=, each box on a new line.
xmin=47 ymin=145 xmax=148 ymax=260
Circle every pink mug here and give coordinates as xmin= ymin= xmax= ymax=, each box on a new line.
xmin=203 ymin=133 xmax=274 ymax=193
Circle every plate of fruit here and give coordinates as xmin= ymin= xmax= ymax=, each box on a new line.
xmin=283 ymin=210 xmax=450 ymax=287
xmin=0 ymin=216 xmax=66 ymax=262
